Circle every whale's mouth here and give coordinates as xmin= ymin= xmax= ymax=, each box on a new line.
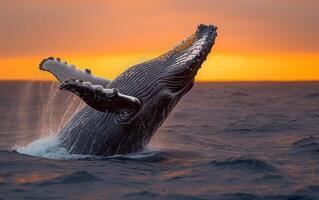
xmin=162 ymin=25 xmax=216 ymax=95
xmin=164 ymin=51 xmax=209 ymax=95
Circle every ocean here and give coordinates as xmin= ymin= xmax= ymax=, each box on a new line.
xmin=0 ymin=81 xmax=319 ymax=200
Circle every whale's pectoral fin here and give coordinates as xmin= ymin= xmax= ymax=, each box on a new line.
xmin=39 ymin=57 xmax=111 ymax=87
xmin=60 ymin=79 xmax=141 ymax=114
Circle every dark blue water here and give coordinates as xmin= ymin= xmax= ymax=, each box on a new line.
xmin=1 ymin=81 xmax=319 ymax=200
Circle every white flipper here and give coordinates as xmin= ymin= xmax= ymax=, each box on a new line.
xmin=60 ymin=79 xmax=141 ymax=113
xmin=39 ymin=57 xmax=111 ymax=87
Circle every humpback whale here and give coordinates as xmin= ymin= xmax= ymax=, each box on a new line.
xmin=39 ymin=24 xmax=217 ymax=156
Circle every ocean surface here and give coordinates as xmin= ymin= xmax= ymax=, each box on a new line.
xmin=1 ymin=81 xmax=319 ymax=200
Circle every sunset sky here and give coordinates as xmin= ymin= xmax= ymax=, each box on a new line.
xmin=1 ymin=0 xmax=318 ymax=81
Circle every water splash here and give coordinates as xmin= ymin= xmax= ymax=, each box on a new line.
xmin=15 ymin=136 xmax=69 ymax=158
xmin=37 ymin=81 xmax=60 ymax=136
xmin=15 ymin=135 xmax=94 ymax=159
xmin=14 ymin=81 xmax=161 ymax=160
xmin=37 ymin=82 xmax=85 ymax=136
xmin=16 ymin=81 xmax=35 ymax=134
xmin=15 ymin=81 xmax=85 ymax=157
xmin=15 ymin=134 xmax=161 ymax=160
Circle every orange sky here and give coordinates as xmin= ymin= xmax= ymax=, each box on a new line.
xmin=0 ymin=0 xmax=318 ymax=81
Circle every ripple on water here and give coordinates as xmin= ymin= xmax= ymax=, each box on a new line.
xmin=221 ymin=193 xmax=316 ymax=200
xmin=36 ymin=171 xmax=99 ymax=187
xmin=306 ymin=92 xmax=319 ymax=98
xmin=106 ymin=151 xmax=167 ymax=163
xmin=124 ymin=191 xmax=159 ymax=198
xmin=229 ymin=92 xmax=249 ymax=97
xmin=209 ymin=158 xmax=277 ymax=173
xmin=223 ymin=121 xmax=301 ymax=134
xmin=124 ymin=192 xmax=206 ymax=200
xmin=292 ymin=136 xmax=319 ymax=154
xmin=297 ymin=185 xmax=319 ymax=196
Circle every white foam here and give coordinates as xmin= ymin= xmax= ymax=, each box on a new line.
xmin=15 ymin=136 xmax=72 ymax=159
xmin=15 ymin=136 xmax=103 ymax=160
xmin=110 ymin=149 xmax=156 ymax=160
xmin=14 ymin=136 xmax=158 ymax=160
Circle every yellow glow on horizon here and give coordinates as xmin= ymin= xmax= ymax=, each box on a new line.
xmin=0 ymin=53 xmax=318 ymax=81
xmin=198 ymin=53 xmax=319 ymax=81
xmin=1 ymin=1 xmax=318 ymax=82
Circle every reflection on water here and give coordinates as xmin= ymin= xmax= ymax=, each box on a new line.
xmin=14 ymin=173 xmax=61 ymax=185
xmin=0 ymin=81 xmax=319 ymax=200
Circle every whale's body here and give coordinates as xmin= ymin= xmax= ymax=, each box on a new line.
xmin=40 ymin=24 xmax=217 ymax=156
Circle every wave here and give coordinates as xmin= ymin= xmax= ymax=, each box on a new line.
xmin=297 ymin=185 xmax=319 ymax=196
xmin=254 ymin=174 xmax=284 ymax=182
xmin=292 ymin=136 xmax=319 ymax=153
xmin=36 ymin=171 xmax=99 ymax=187
xmin=306 ymin=92 xmax=319 ymax=98
xmin=229 ymin=92 xmax=249 ymax=97
xmin=221 ymin=193 xmax=316 ymax=200
xmin=223 ymin=121 xmax=300 ymax=134
xmin=210 ymin=158 xmax=277 ymax=172
xmin=125 ymin=191 xmax=318 ymax=200
xmin=124 ymin=192 xmax=206 ymax=200
xmin=124 ymin=191 xmax=159 ymax=198
xmin=224 ymin=127 xmax=258 ymax=134
xmin=106 ymin=151 xmax=167 ymax=163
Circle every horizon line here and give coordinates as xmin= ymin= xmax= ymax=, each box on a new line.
xmin=1 ymin=79 xmax=319 ymax=83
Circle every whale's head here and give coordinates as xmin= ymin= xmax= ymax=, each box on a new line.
xmin=111 ymin=25 xmax=218 ymax=125
xmin=90 ymin=24 xmax=218 ymax=125
xmin=114 ymin=25 xmax=217 ymax=104
xmin=159 ymin=24 xmax=217 ymax=99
